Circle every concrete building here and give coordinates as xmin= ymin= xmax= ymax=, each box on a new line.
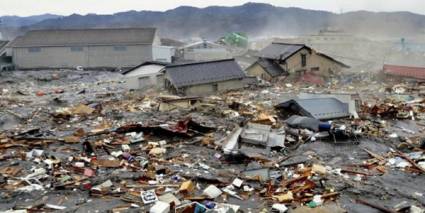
xmin=164 ymin=59 xmax=246 ymax=96
xmin=177 ymin=40 xmax=232 ymax=61
xmin=122 ymin=61 xmax=168 ymax=90
xmin=246 ymin=43 xmax=349 ymax=84
xmin=8 ymin=28 xmax=163 ymax=69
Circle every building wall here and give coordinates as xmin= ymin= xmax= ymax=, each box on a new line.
xmin=124 ymin=64 xmax=165 ymax=90
xmin=246 ymin=63 xmax=273 ymax=81
xmin=182 ymin=79 xmax=245 ymax=96
xmin=283 ymin=48 xmax=344 ymax=77
xmin=183 ymin=48 xmax=232 ymax=61
xmin=152 ymin=46 xmax=175 ymax=63
xmin=284 ymin=48 xmax=312 ymax=73
xmin=125 ymin=74 xmax=164 ymax=90
xmin=310 ymin=54 xmax=345 ymax=76
xmin=13 ymin=44 xmax=153 ymax=69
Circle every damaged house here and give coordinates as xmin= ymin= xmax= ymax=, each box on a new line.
xmin=163 ymin=59 xmax=246 ymax=96
xmin=122 ymin=61 xmax=168 ymax=90
xmin=275 ymin=98 xmax=350 ymax=120
xmin=8 ymin=28 xmax=168 ymax=69
xmin=246 ymin=43 xmax=349 ymax=83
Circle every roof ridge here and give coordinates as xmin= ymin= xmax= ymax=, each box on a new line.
xmin=27 ymin=27 xmax=157 ymax=33
xmin=271 ymin=42 xmax=306 ymax=46
xmin=166 ymin=58 xmax=235 ymax=68
xmin=384 ymin=64 xmax=425 ymax=69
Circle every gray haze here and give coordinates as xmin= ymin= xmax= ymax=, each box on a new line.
xmin=1 ymin=0 xmax=425 ymax=16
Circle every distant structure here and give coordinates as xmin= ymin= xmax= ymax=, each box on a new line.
xmin=8 ymin=28 xmax=174 ymax=69
xmin=176 ymin=40 xmax=233 ymax=61
xmin=246 ymin=43 xmax=349 ymax=84
xmin=382 ymin=64 xmax=425 ymax=82
xmin=219 ymin=32 xmax=248 ymax=48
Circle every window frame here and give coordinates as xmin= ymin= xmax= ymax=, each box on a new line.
xmin=28 ymin=47 xmax=41 ymax=53
xmin=301 ymin=53 xmax=307 ymax=67
xmin=70 ymin=46 xmax=84 ymax=52
xmin=113 ymin=46 xmax=127 ymax=51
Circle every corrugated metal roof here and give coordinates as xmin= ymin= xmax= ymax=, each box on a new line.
xmin=257 ymin=58 xmax=286 ymax=77
xmin=10 ymin=28 xmax=157 ymax=48
xmin=259 ymin=42 xmax=306 ymax=60
xmin=165 ymin=59 xmax=246 ymax=88
xmin=383 ymin=64 xmax=425 ymax=80
xmin=276 ymin=98 xmax=350 ymax=120
xmin=0 ymin=40 xmax=9 ymax=55
xmin=0 ymin=41 xmax=8 ymax=49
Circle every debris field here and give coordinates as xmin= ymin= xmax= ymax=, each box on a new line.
xmin=0 ymin=70 xmax=424 ymax=213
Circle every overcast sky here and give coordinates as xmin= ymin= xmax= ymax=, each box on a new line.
xmin=1 ymin=0 xmax=425 ymax=16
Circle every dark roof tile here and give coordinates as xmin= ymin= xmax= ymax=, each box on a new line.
xmin=259 ymin=42 xmax=307 ymax=60
xmin=257 ymin=58 xmax=287 ymax=77
xmin=166 ymin=59 xmax=246 ymax=88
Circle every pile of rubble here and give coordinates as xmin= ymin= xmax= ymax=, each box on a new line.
xmin=0 ymin=70 xmax=424 ymax=212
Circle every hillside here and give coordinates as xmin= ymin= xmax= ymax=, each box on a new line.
xmin=2 ymin=3 xmax=425 ymax=39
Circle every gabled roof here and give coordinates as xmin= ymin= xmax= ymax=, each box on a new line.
xmin=259 ymin=42 xmax=349 ymax=68
xmin=165 ymin=59 xmax=246 ymax=88
xmin=383 ymin=64 xmax=425 ymax=80
xmin=316 ymin=52 xmax=350 ymax=68
xmin=182 ymin=40 xmax=225 ymax=49
xmin=160 ymin=38 xmax=185 ymax=47
xmin=256 ymin=58 xmax=287 ymax=77
xmin=122 ymin=61 xmax=169 ymax=75
xmin=259 ymin=42 xmax=309 ymax=60
xmin=276 ymin=98 xmax=350 ymax=120
xmin=10 ymin=28 xmax=157 ymax=48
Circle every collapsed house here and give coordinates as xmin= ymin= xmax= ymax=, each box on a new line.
xmin=163 ymin=59 xmax=247 ymax=96
xmin=298 ymin=93 xmax=360 ymax=118
xmin=157 ymin=95 xmax=202 ymax=112
xmin=122 ymin=61 xmax=169 ymax=90
xmin=7 ymin=28 xmax=174 ymax=69
xmin=382 ymin=64 xmax=425 ymax=82
xmin=275 ymin=98 xmax=350 ymax=120
xmin=246 ymin=43 xmax=349 ymax=83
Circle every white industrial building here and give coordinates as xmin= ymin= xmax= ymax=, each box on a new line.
xmin=8 ymin=28 xmax=174 ymax=69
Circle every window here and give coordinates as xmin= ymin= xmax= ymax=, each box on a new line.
xmin=70 ymin=47 xmax=83 ymax=52
xmin=114 ymin=46 xmax=127 ymax=51
xmin=311 ymin=67 xmax=320 ymax=71
xmin=212 ymin=83 xmax=218 ymax=92
xmin=301 ymin=53 xmax=307 ymax=67
xmin=28 ymin=47 xmax=41 ymax=53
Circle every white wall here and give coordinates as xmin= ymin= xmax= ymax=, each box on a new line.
xmin=124 ymin=64 xmax=165 ymax=90
xmin=13 ymin=44 xmax=153 ymax=69
xmin=153 ymin=46 xmax=174 ymax=63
